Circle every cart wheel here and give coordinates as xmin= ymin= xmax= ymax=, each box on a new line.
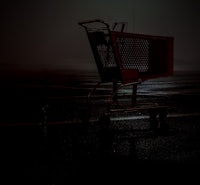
xmin=78 ymin=108 xmax=91 ymax=123
xmin=149 ymin=110 xmax=158 ymax=136
xmin=76 ymin=102 xmax=91 ymax=123
xmin=159 ymin=110 xmax=169 ymax=135
xmin=98 ymin=113 xmax=111 ymax=125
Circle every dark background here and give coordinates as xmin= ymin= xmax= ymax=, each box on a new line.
xmin=1 ymin=1 xmax=200 ymax=183
xmin=1 ymin=0 xmax=200 ymax=72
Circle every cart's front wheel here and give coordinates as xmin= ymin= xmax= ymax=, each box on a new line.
xmin=149 ymin=110 xmax=159 ymax=136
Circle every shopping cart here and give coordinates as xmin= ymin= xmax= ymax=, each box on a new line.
xmin=78 ymin=19 xmax=174 ymax=135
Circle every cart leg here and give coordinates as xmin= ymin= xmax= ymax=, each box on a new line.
xmin=159 ymin=110 xmax=169 ymax=135
xmin=131 ymin=84 xmax=137 ymax=107
xmin=149 ymin=110 xmax=158 ymax=136
xmin=112 ymin=80 xmax=118 ymax=103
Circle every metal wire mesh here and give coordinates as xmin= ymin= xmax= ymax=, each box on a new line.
xmin=116 ymin=37 xmax=150 ymax=72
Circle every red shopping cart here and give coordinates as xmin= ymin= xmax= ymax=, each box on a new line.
xmin=78 ymin=19 xmax=174 ymax=134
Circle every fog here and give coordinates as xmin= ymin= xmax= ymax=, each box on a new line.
xmin=1 ymin=0 xmax=200 ymax=72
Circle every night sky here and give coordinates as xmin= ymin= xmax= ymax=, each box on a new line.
xmin=1 ymin=0 xmax=200 ymax=72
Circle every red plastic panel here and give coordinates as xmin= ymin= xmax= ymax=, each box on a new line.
xmin=111 ymin=31 xmax=174 ymax=82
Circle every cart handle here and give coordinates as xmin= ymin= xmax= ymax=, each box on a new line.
xmin=112 ymin=22 xmax=127 ymax=32
xmin=78 ymin=19 xmax=110 ymax=29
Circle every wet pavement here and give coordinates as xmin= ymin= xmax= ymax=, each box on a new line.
xmin=0 ymin=113 xmax=200 ymax=184
xmin=0 ymin=71 xmax=200 ymax=184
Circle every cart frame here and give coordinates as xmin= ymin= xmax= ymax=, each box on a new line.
xmin=79 ymin=19 xmax=173 ymax=104
xmin=79 ymin=19 xmax=174 ymax=135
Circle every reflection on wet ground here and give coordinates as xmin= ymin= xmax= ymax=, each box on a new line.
xmin=0 ymin=70 xmax=200 ymax=184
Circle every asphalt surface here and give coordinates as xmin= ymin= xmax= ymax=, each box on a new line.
xmin=0 ymin=71 xmax=200 ymax=184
